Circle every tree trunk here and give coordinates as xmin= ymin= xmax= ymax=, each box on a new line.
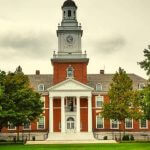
xmin=17 ymin=126 xmax=20 ymax=141
xmin=123 ymin=120 xmax=126 ymax=136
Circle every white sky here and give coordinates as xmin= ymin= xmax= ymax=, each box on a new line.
xmin=0 ymin=0 xmax=149 ymax=79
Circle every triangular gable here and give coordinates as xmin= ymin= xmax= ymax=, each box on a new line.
xmin=47 ymin=78 xmax=94 ymax=91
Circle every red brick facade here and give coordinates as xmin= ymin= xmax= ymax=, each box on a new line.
xmin=53 ymin=62 xmax=88 ymax=85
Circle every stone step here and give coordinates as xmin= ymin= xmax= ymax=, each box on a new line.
xmin=47 ymin=132 xmax=95 ymax=141
xmin=26 ymin=140 xmax=117 ymax=145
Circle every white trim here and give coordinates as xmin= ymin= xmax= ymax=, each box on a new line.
xmin=125 ymin=118 xmax=133 ymax=129
xmin=139 ymin=119 xmax=148 ymax=129
xmin=37 ymin=116 xmax=45 ymax=130
xmin=77 ymin=96 xmax=80 ymax=132
xmin=96 ymin=115 xmax=104 ymax=129
xmin=138 ymin=83 xmax=145 ymax=90
xmin=23 ymin=122 xmax=31 ymax=130
xmin=88 ymin=96 xmax=92 ymax=132
xmin=38 ymin=84 xmax=45 ymax=92
xmin=8 ymin=122 xmax=16 ymax=130
xmin=95 ymin=96 xmax=104 ymax=108
xmin=66 ymin=65 xmax=74 ymax=78
xmin=47 ymin=78 xmax=94 ymax=91
xmin=96 ymin=83 xmax=103 ymax=91
xmin=110 ymin=119 xmax=119 ymax=129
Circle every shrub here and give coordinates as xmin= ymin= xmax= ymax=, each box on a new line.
xmin=103 ymin=136 xmax=108 ymax=140
xmin=130 ymin=135 xmax=135 ymax=141
xmin=122 ymin=135 xmax=130 ymax=141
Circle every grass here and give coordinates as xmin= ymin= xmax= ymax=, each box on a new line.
xmin=0 ymin=143 xmax=150 ymax=150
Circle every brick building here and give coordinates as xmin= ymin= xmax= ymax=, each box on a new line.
xmin=1 ymin=0 xmax=149 ymax=141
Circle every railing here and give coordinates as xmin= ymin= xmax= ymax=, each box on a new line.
xmin=65 ymin=106 xmax=77 ymax=112
xmin=53 ymin=53 xmax=87 ymax=59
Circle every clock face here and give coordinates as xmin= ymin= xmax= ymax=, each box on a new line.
xmin=66 ymin=35 xmax=73 ymax=44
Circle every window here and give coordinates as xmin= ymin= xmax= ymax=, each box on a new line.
xmin=96 ymin=115 xmax=104 ymax=129
xmin=67 ymin=66 xmax=74 ymax=78
xmin=68 ymin=10 xmax=71 ymax=17
xmin=38 ymin=116 xmax=45 ymax=129
xmin=74 ymin=11 xmax=76 ymax=16
xmin=64 ymin=11 xmax=65 ymax=16
xmin=96 ymin=96 xmax=104 ymax=108
xmin=140 ymin=119 xmax=148 ymax=129
xmin=125 ymin=118 xmax=133 ymax=129
xmin=38 ymin=84 xmax=45 ymax=91
xmin=23 ymin=122 xmax=31 ymax=130
xmin=111 ymin=119 xmax=119 ymax=129
xmin=96 ymin=83 xmax=103 ymax=91
xmin=8 ymin=122 xmax=16 ymax=130
xmin=138 ymin=83 xmax=145 ymax=90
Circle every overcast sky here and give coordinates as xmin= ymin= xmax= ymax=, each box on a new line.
xmin=0 ymin=0 xmax=149 ymax=79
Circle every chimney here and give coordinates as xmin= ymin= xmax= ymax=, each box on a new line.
xmin=36 ymin=70 xmax=40 ymax=75
xmin=100 ymin=70 xmax=104 ymax=74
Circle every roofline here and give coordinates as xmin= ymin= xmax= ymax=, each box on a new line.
xmin=47 ymin=78 xmax=94 ymax=91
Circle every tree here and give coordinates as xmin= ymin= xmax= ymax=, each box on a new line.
xmin=138 ymin=45 xmax=150 ymax=76
xmin=0 ymin=70 xmax=9 ymax=132
xmin=140 ymin=85 xmax=150 ymax=120
xmin=138 ymin=45 xmax=150 ymax=120
xmin=3 ymin=66 xmax=43 ymax=140
xmin=101 ymin=68 xmax=142 ymax=138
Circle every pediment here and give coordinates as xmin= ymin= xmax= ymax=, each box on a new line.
xmin=47 ymin=78 xmax=93 ymax=91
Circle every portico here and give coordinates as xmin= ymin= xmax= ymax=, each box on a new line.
xmin=47 ymin=78 xmax=94 ymax=140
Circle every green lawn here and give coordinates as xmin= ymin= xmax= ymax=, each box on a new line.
xmin=0 ymin=143 xmax=150 ymax=150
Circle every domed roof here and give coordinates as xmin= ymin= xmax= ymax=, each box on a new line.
xmin=62 ymin=0 xmax=77 ymax=8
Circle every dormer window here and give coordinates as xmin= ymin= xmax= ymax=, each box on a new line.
xmin=96 ymin=83 xmax=103 ymax=91
xmin=138 ymin=83 xmax=145 ymax=90
xmin=67 ymin=66 xmax=74 ymax=78
xmin=38 ymin=84 xmax=45 ymax=92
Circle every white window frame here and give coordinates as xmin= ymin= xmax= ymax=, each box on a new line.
xmin=8 ymin=122 xmax=16 ymax=130
xmin=139 ymin=119 xmax=148 ymax=129
xmin=38 ymin=84 xmax=45 ymax=92
xmin=66 ymin=66 xmax=74 ymax=78
xmin=138 ymin=83 xmax=145 ymax=90
xmin=37 ymin=116 xmax=45 ymax=130
xmin=23 ymin=122 xmax=31 ymax=130
xmin=96 ymin=96 xmax=104 ymax=108
xmin=96 ymin=83 xmax=103 ymax=91
xmin=110 ymin=119 xmax=119 ymax=129
xmin=125 ymin=118 xmax=133 ymax=129
xmin=96 ymin=115 xmax=104 ymax=129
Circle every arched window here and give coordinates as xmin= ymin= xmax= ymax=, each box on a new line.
xmin=64 ymin=11 xmax=65 ymax=16
xmin=38 ymin=84 xmax=45 ymax=91
xmin=68 ymin=10 xmax=71 ymax=17
xmin=67 ymin=66 xmax=74 ymax=78
xmin=67 ymin=117 xmax=74 ymax=122
xmin=96 ymin=83 xmax=103 ymax=91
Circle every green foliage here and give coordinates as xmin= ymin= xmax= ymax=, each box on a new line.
xmin=101 ymin=67 xmax=140 ymax=121
xmin=130 ymin=135 xmax=135 ymax=141
xmin=140 ymin=86 xmax=150 ymax=120
xmin=101 ymin=67 xmax=142 ymax=136
xmin=138 ymin=46 xmax=150 ymax=76
xmin=0 ymin=66 xmax=43 ymax=134
xmin=122 ymin=135 xmax=130 ymax=141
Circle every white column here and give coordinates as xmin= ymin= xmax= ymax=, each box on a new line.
xmin=61 ymin=97 xmax=65 ymax=133
xmin=88 ymin=96 xmax=92 ymax=132
xmin=76 ymin=96 xmax=80 ymax=132
xmin=49 ymin=97 xmax=53 ymax=133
